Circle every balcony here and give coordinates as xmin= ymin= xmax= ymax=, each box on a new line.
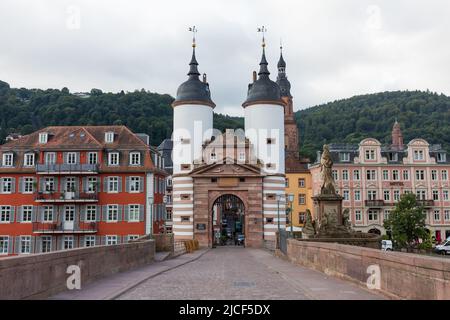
xmin=32 ymin=221 xmax=97 ymax=234
xmin=365 ymin=200 xmax=385 ymax=208
xmin=36 ymin=164 xmax=98 ymax=175
xmin=417 ymin=200 xmax=434 ymax=207
xmin=35 ymin=192 xmax=98 ymax=203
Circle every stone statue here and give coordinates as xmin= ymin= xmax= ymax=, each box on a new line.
xmin=320 ymin=144 xmax=336 ymax=195
xmin=302 ymin=209 xmax=315 ymax=236
xmin=342 ymin=208 xmax=351 ymax=230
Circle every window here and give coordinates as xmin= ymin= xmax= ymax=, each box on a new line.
xmin=129 ymin=177 xmax=141 ymax=193
xmin=298 ymin=194 xmax=306 ymax=205
xmin=298 ymin=178 xmax=305 ymax=188
xmin=63 ymin=236 xmax=74 ymax=250
xmin=84 ymin=235 xmax=96 ymax=247
xmin=415 ymin=170 xmax=425 ymax=181
xmin=266 ymin=217 xmax=274 ymax=224
xmin=44 ymin=177 xmax=55 ymax=193
xmin=353 ymin=170 xmax=360 ymax=181
xmin=266 ymin=138 xmax=275 ymax=144
xmin=392 ymin=170 xmax=399 ymax=181
xmin=367 ymin=190 xmax=377 ymax=200
xmin=339 ymin=153 xmax=350 ymax=162
xmin=107 ymin=205 xmax=119 ymax=222
xmin=442 ymin=170 xmax=448 ymax=181
xmin=0 ymin=236 xmax=9 ymax=254
xmin=384 ymin=210 xmax=391 ymax=221
xmin=86 ymin=205 xmax=97 ymax=221
xmin=354 ymin=190 xmax=361 ymax=201
xmin=445 ymin=210 xmax=450 ymax=221
xmin=130 ymin=152 xmax=141 ymax=165
xmin=238 ymin=151 xmax=246 ymax=162
xmin=366 ymin=170 xmax=377 ymax=180
xmin=88 ymin=152 xmax=98 ymax=165
xmin=45 ymin=152 xmax=56 ymax=165
xmin=388 ymin=153 xmax=398 ymax=162
xmin=343 ymin=190 xmax=349 ymax=201
xmin=431 ymin=170 xmax=438 ymax=181
xmin=21 ymin=206 xmax=33 ymax=222
xmin=20 ymin=236 xmax=31 ymax=254
xmin=106 ymin=236 xmax=118 ymax=245
xmin=434 ymin=210 xmax=440 ymax=221
xmin=1 ymin=178 xmax=13 ymax=193
xmin=108 ymin=177 xmax=119 ymax=193
xmin=210 ymin=152 xmax=217 ymax=161
xmin=0 ymin=206 xmax=11 ymax=223
xmin=285 ymin=178 xmax=289 ymax=187
xmin=24 ymin=153 xmax=35 ymax=167
xmin=416 ymin=190 xmax=427 ymax=200
xmin=368 ymin=210 xmax=378 ymax=221
xmin=87 ymin=177 xmax=97 ymax=193
xmin=65 ymin=177 xmax=76 ymax=193
xmin=383 ymin=190 xmax=390 ymax=201
xmin=108 ymin=152 xmax=119 ymax=166
xmin=432 ymin=190 xmax=439 ymax=201
xmin=127 ymin=235 xmax=139 ymax=242
xmin=437 ymin=153 xmax=447 ymax=162
xmin=299 ymin=212 xmax=306 ymax=224
xmin=64 ymin=206 xmax=75 ymax=222
xmin=105 ymin=132 xmax=114 ymax=143
xmin=403 ymin=170 xmax=409 ymax=180
xmin=181 ymin=194 xmax=191 ymax=201
xmin=41 ymin=236 xmax=52 ymax=253
xmin=181 ymin=216 xmax=190 ymax=222
xmin=443 ymin=190 xmax=449 ymax=201
xmin=43 ymin=206 xmax=53 ymax=222
xmin=128 ymin=205 xmax=140 ymax=222
xmin=39 ymin=132 xmax=48 ymax=144
xmin=365 ymin=149 xmax=376 ymax=160
xmin=2 ymin=153 xmax=13 ymax=167
xmin=394 ymin=190 xmax=400 ymax=201
xmin=23 ymin=178 xmax=34 ymax=193
xmin=332 ymin=170 xmax=338 ymax=181
xmin=342 ymin=170 xmax=349 ymax=181
xmin=413 ymin=150 xmax=424 ymax=161
xmin=181 ymin=164 xmax=191 ymax=171
xmin=355 ymin=210 xmax=362 ymax=221
xmin=382 ymin=170 xmax=389 ymax=180
xmin=66 ymin=152 xmax=77 ymax=165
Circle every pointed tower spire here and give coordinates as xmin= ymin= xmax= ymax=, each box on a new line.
xmin=276 ymin=42 xmax=291 ymax=98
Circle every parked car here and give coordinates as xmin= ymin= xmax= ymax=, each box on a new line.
xmin=434 ymin=240 xmax=450 ymax=255
xmin=381 ymin=240 xmax=393 ymax=251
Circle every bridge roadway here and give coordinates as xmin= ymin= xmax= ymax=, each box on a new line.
xmin=116 ymin=246 xmax=385 ymax=300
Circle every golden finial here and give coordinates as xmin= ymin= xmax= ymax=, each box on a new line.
xmin=189 ymin=26 xmax=197 ymax=48
xmin=257 ymin=26 xmax=267 ymax=48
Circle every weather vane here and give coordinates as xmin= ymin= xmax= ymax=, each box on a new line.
xmin=257 ymin=26 xmax=267 ymax=47
xmin=280 ymin=38 xmax=283 ymax=51
xmin=188 ymin=26 xmax=197 ymax=48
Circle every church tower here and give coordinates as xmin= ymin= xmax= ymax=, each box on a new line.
xmin=172 ymin=30 xmax=215 ymax=240
xmin=391 ymin=120 xmax=404 ymax=150
xmin=276 ymin=46 xmax=299 ymax=160
xmin=242 ymin=32 xmax=286 ymax=242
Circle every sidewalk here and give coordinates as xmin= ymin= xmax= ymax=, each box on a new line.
xmin=50 ymin=249 xmax=209 ymax=300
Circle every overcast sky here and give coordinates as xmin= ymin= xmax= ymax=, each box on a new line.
xmin=1 ymin=0 xmax=450 ymax=116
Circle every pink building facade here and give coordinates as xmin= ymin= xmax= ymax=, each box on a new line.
xmin=310 ymin=123 xmax=450 ymax=242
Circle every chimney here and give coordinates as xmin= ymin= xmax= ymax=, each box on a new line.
xmin=252 ymin=71 xmax=257 ymax=83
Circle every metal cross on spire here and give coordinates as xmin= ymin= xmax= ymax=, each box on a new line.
xmin=257 ymin=25 xmax=267 ymax=47
xmin=188 ymin=26 xmax=197 ymax=48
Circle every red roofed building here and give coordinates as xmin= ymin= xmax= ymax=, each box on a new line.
xmin=0 ymin=125 xmax=167 ymax=256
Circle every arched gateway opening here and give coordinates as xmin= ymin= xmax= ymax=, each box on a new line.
xmin=212 ymin=194 xmax=245 ymax=246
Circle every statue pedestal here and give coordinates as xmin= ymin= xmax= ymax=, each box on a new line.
xmin=313 ymin=193 xmax=345 ymax=236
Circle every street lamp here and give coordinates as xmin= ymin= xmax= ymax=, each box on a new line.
xmin=276 ymin=194 xmax=285 ymax=232
xmin=287 ymin=193 xmax=294 ymax=235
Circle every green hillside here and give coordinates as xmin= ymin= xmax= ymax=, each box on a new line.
xmin=0 ymin=80 xmax=448 ymax=161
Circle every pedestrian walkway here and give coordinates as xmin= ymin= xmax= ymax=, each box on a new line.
xmin=51 ymin=249 xmax=208 ymax=300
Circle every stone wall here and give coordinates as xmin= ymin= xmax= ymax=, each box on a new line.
xmin=153 ymin=233 xmax=174 ymax=252
xmin=285 ymin=239 xmax=450 ymax=300
xmin=0 ymin=240 xmax=155 ymax=299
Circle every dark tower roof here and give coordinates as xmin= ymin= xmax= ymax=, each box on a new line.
xmin=172 ymin=47 xmax=215 ymax=108
xmin=276 ymin=48 xmax=292 ymax=97
xmin=242 ymin=46 xmax=284 ymax=108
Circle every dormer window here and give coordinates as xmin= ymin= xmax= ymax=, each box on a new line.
xmin=39 ymin=132 xmax=48 ymax=144
xmin=413 ymin=150 xmax=424 ymax=161
xmin=130 ymin=152 xmax=141 ymax=166
xmin=437 ymin=153 xmax=446 ymax=163
xmin=365 ymin=149 xmax=376 ymax=160
xmin=2 ymin=153 xmax=13 ymax=167
xmin=108 ymin=152 xmax=120 ymax=166
xmin=24 ymin=153 xmax=35 ymax=167
xmin=105 ymin=132 xmax=114 ymax=143
xmin=388 ymin=153 xmax=398 ymax=162
xmin=339 ymin=152 xmax=350 ymax=162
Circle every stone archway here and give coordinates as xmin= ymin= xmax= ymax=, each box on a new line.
xmin=368 ymin=228 xmax=381 ymax=235
xmin=211 ymin=194 xmax=246 ymax=246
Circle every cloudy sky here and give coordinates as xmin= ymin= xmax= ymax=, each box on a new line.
xmin=1 ymin=0 xmax=450 ymax=116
